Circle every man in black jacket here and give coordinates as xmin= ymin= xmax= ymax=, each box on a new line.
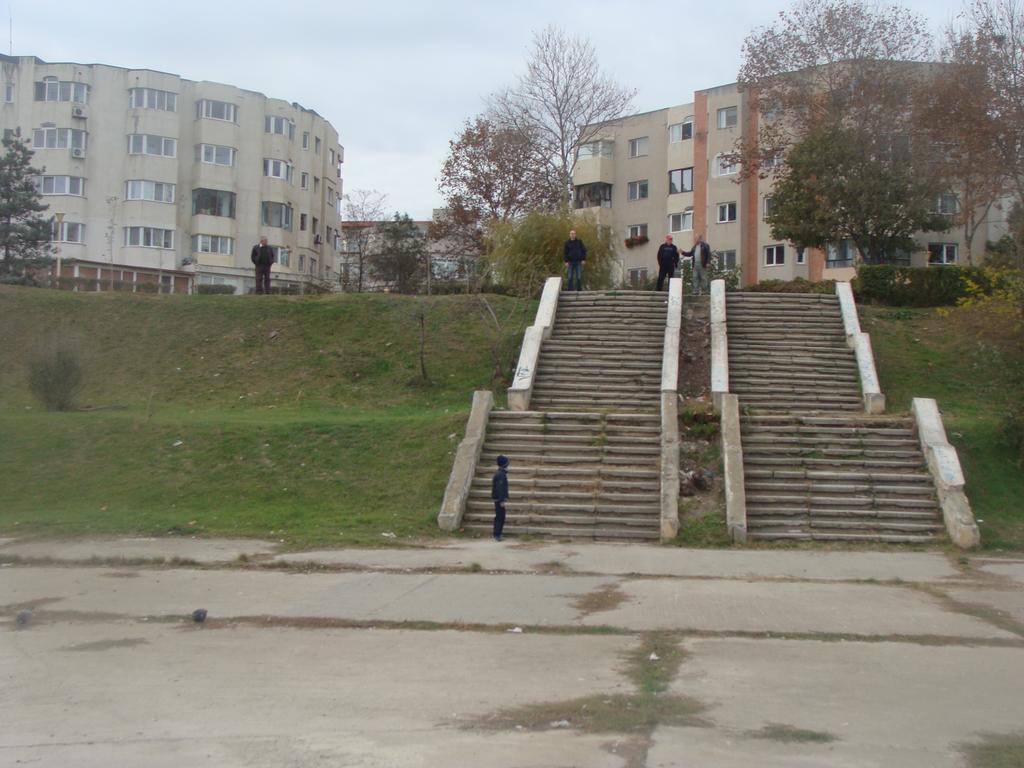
xmin=250 ymin=236 xmax=275 ymax=294
xmin=491 ymin=454 xmax=510 ymax=541
xmin=656 ymin=234 xmax=680 ymax=291
xmin=563 ymin=229 xmax=586 ymax=291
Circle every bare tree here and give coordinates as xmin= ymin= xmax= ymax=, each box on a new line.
xmin=489 ymin=25 xmax=635 ymax=204
xmin=735 ymin=0 xmax=934 ymax=175
xmin=341 ymin=189 xmax=388 ymax=292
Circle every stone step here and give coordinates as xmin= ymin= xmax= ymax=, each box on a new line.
xmin=479 ymin=451 xmax=655 ymax=466
xmin=743 ymin=414 xmax=914 ymax=427
xmin=745 ymin=480 xmax=936 ymax=497
xmin=744 ymin=455 xmax=927 ymax=470
xmin=746 ymin=519 xmax=944 ymax=533
xmin=472 ymin=465 xmax=660 ymax=480
xmin=727 ymin=293 xmax=839 ymax=303
xmin=743 ymin=505 xmax=941 ymax=520
xmin=461 ymin=522 xmax=661 ymax=541
xmin=742 ymin=424 xmax=914 ymax=437
xmin=528 ymin=398 xmax=659 ymax=411
xmin=746 ymin=493 xmax=938 ymax=509
xmin=742 ymin=435 xmax=919 ymax=448
xmin=488 ymin=411 xmax=659 ymax=423
xmin=746 ymin=531 xmax=939 ymax=544
xmin=468 ymin=488 xmax=660 ymax=505
xmin=744 ymin=468 xmax=931 ymax=483
xmin=471 ymin=477 xmax=659 ymax=493
xmin=466 ymin=500 xmax=660 ymax=515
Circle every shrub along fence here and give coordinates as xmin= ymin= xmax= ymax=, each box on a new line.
xmin=853 ymin=265 xmax=995 ymax=307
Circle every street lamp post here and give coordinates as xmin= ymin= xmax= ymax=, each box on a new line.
xmin=54 ymin=211 xmax=65 ymax=289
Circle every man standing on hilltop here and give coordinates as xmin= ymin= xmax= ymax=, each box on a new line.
xmin=656 ymin=234 xmax=680 ymax=291
xmin=563 ymin=229 xmax=586 ymax=292
xmin=683 ymin=234 xmax=712 ymax=296
xmin=250 ymin=236 xmax=275 ymax=295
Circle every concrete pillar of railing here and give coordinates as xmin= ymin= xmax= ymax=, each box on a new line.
xmin=835 ymin=281 xmax=862 ymax=348
xmin=438 ymin=390 xmax=495 ymax=532
xmin=660 ymin=278 xmax=683 ymax=541
xmin=854 ymin=333 xmax=886 ymax=414
xmin=912 ymin=398 xmax=980 ymax=549
xmin=710 ymin=279 xmax=728 ymax=411
xmin=535 ymin=276 xmax=562 ymax=340
xmin=720 ymin=392 xmax=747 ymax=543
xmin=507 ymin=326 xmax=543 ymax=411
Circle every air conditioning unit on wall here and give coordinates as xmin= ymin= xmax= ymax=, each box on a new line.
xmin=70 ymin=147 xmax=85 ymax=159
xmin=72 ymin=106 xmax=86 ymax=119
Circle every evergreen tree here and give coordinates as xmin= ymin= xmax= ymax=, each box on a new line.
xmin=0 ymin=132 xmax=52 ymax=280
xmin=370 ymin=214 xmax=427 ymax=294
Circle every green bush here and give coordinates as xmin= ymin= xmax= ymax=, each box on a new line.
xmin=746 ymin=277 xmax=836 ymax=295
xmin=1001 ymin=404 xmax=1024 ymax=469
xmin=853 ymin=265 xmax=995 ymax=307
xmin=28 ymin=343 xmax=84 ymax=411
xmin=197 ymin=284 xmax=237 ymax=295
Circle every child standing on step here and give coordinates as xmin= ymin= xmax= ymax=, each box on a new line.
xmin=492 ymin=454 xmax=510 ymax=541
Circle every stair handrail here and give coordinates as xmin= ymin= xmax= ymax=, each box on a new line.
xmin=508 ymin=276 xmax=562 ymax=411
xmin=660 ymin=277 xmax=683 ymax=540
xmin=911 ymin=398 xmax=980 ymax=548
xmin=835 ymin=281 xmax=885 ymax=414
xmin=710 ymin=279 xmax=729 ymax=410
xmin=720 ymin=392 xmax=748 ymax=542
xmin=438 ymin=390 xmax=495 ymax=531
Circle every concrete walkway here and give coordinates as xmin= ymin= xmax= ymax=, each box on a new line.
xmin=2 ymin=537 xmax=1023 ymax=767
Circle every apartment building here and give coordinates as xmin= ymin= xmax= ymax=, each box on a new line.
xmin=573 ymin=81 xmax=1009 ymax=288
xmin=0 ymin=54 xmax=344 ymax=294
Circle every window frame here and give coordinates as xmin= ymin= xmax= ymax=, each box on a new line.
xmin=124 ymin=226 xmax=174 ymax=249
xmin=125 ymin=179 xmax=175 ymax=203
xmin=668 ymin=119 xmax=693 ymax=143
xmin=128 ymin=133 xmax=176 ymax=158
xmin=196 ymin=99 xmax=238 ymax=123
xmin=627 ymin=223 xmax=648 ymax=239
xmin=261 ymin=201 xmax=294 ymax=230
xmin=36 ymin=175 xmax=85 ymax=196
xmin=928 ymin=242 xmax=958 ymax=265
xmin=627 ymin=179 xmax=649 ymax=201
xmin=717 ymin=201 xmax=737 ymax=223
xmin=196 ymin=143 xmax=235 ymax=166
xmin=129 ymin=87 xmax=177 ymax=112
xmin=192 ymin=187 xmax=237 ymax=218
xmin=669 ymin=208 xmax=693 ymax=233
xmin=191 ymin=234 xmax=235 ymax=256
xmin=764 ymin=244 xmax=785 ymax=266
xmin=628 ymin=136 xmax=649 ymax=158
xmin=668 ymin=167 xmax=693 ymax=194
xmin=717 ymin=106 xmax=738 ymax=129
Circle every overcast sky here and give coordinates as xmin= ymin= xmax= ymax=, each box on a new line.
xmin=12 ymin=0 xmax=967 ymax=219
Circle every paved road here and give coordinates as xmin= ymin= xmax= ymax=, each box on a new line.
xmin=2 ymin=538 xmax=1023 ymax=767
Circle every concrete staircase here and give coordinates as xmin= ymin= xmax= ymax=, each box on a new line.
xmin=459 ymin=290 xmax=669 ymax=540
xmin=726 ymin=292 xmax=944 ymax=543
xmin=460 ymin=410 xmax=661 ymax=539
xmin=531 ymin=290 xmax=667 ymax=412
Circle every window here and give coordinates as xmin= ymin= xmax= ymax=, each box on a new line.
xmin=627 ymin=180 xmax=649 ymax=200
xmin=196 ymin=143 xmax=235 ymax=166
xmin=4 ymin=82 xmax=13 ymax=103
xmin=298 ymin=253 xmax=306 ymax=272
xmin=314 ymin=136 xmax=321 ymax=154
xmin=196 ymin=99 xmax=237 ymax=122
xmin=628 ymin=137 xmax=649 ymax=158
xmin=265 ymin=115 xmax=295 ymax=139
xmin=715 ymin=153 xmax=738 ymax=176
xmin=933 ymin=193 xmax=958 ymax=215
xmin=762 ymin=152 xmax=781 ymax=171
xmin=32 ymin=126 xmax=87 ymax=150
xmin=313 ymin=176 xmax=320 ymax=193
xmin=717 ymin=202 xmax=737 ymax=223
xmin=272 ymin=246 xmax=290 ymax=267
xmin=719 ymin=249 xmax=737 ymax=269
xmin=128 ymin=134 xmax=176 ymax=157
xmin=124 ymin=226 xmax=174 ymax=249
xmin=51 ymin=221 xmax=85 ymax=243
xmin=717 ymin=106 xmax=738 ymax=129
xmin=191 ymin=234 xmax=234 ymax=255
xmin=826 ymin=240 xmax=856 ymax=267
xmin=263 ymin=158 xmax=293 ymax=183
xmin=329 ymin=148 xmax=335 ymax=165
xmin=129 ymin=88 xmax=176 ymax=112
xmin=34 ymin=77 xmax=88 ymax=103
xmin=300 ymin=172 xmax=309 ymax=189
xmin=628 ymin=223 xmax=648 ymax=239
xmin=765 ymin=244 xmax=785 ymax=266
xmin=796 ymin=249 xmax=806 ymax=265
xmin=261 ymin=201 xmax=293 ymax=230
xmin=577 ymin=140 xmax=613 ymax=160
xmin=327 ymin=186 xmax=336 ymax=205
xmin=669 ymin=208 xmax=693 ymax=233
xmin=668 ymin=167 xmax=693 ymax=194
xmin=125 ymin=180 xmax=175 ymax=203
xmin=928 ymin=243 xmax=957 ymax=265
xmin=312 ymin=216 xmax=319 ymax=237
xmin=669 ymin=119 xmax=693 ymax=142
xmin=763 ymin=196 xmax=775 ymax=219
xmin=627 ymin=268 xmax=648 ymax=287
xmin=36 ymin=175 xmax=85 ymax=196
xmin=192 ymin=188 xmax=236 ymax=218
xmin=299 ymin=213 xmax=308 ymax=231
xmin=302 ymin=131 xmax=310 ymax=150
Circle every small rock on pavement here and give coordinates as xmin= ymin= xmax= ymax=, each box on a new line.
xmin=16 ymin=610 xmax=32 ymax=626
xmin=550 ymin=720 xmax=571 ymax=728
xmin=191 ymin=608 xmax=208 ymax=623
xmin=507 ymin=627 xmax=523 ymax=634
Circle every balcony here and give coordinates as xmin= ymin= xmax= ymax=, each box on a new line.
xmin=574 ymin=182 xmax=612 ymax=210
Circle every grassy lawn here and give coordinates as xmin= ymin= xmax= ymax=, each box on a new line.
xmin=864 ymin=304 xmax=1024 ymax=550
xmin=0 ymin=286 xmax=533 ymax=547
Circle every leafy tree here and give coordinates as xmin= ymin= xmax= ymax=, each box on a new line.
xmin=370 ymin=213 xmax=427 ymax=294
xmin=489 ymin=25 xmax=635 ymax=204
xmin=932 ymin=1 xmax=1024 ymax=262
xmin=341 ymin=189 xmax=388 ymax=292
xmin=766 ymin=125 xmax=945 ymax=264
xmin=0 ymin=133 xmax=51 ymax=280
xmin=485 ymin=209 xmax=616 ymax=294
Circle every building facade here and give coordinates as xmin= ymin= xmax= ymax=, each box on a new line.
xmin=574 ymin=82 xmax=1009 ymax=287
xmin=0 ymin=54 xmax=344 ymax=294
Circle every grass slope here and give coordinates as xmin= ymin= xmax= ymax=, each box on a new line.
xmin=865 ymin=305 xmax=1024 ymax=550
xmin=0 ymin=286 xmax=533 ymax=546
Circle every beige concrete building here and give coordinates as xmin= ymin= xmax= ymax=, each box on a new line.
xmin=0 ymin=54 xmax=344 ymax=294
xmin=574 ymin=81 xmax=1009 ymax=287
